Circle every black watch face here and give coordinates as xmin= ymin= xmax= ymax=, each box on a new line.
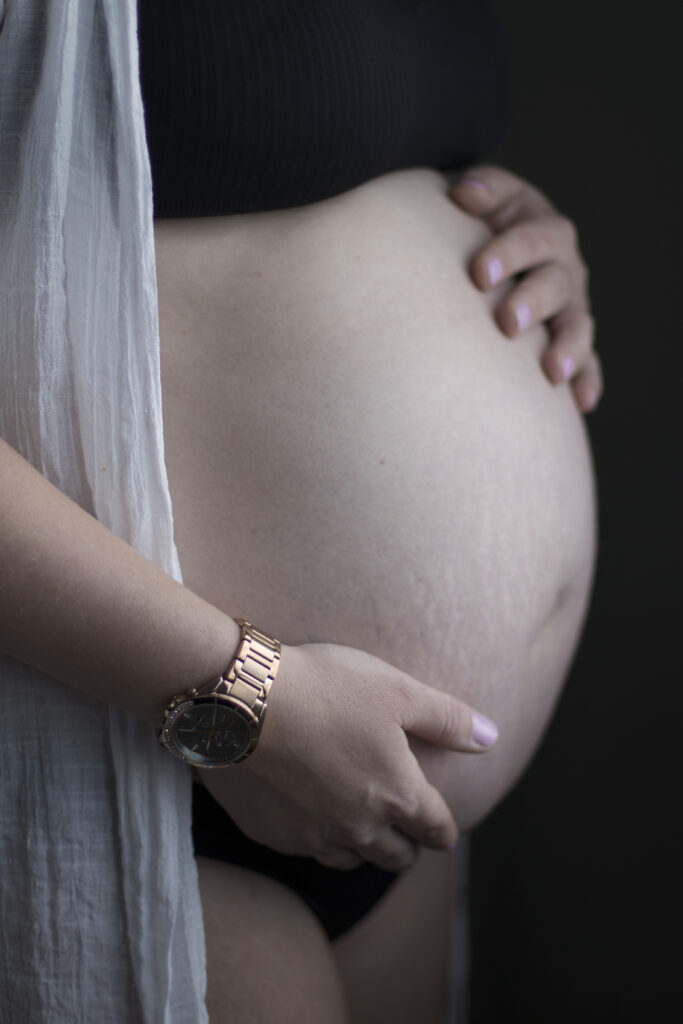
xmin=170 ymin=701 xmax=254 ymax=766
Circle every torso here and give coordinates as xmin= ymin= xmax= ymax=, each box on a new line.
xmin=155 ymin=165 xmax=597 ymax=827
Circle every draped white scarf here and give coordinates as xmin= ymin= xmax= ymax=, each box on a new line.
xmin=0 ymin=1 xmax=208 ymax=1018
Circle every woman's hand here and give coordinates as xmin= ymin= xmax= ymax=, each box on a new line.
xmin=448 ymin=165 xmax=603 ymax=414
xmin=195 ymin=640 xmax=498 ymax=874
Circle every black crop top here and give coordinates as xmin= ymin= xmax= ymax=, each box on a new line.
xmin=136 ymin=0 xmax=513 ymax=218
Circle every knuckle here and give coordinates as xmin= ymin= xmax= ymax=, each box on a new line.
xmin=374 ymin=853 xmax=407 ymax=874
xmin=522 ymin=217 xmax=547 ymax=249
xmin=474 ymin=248 xmax=502 ymax=288
xmin=346 ymin=821 xmax=376 ymax=851
xmin=386 ymin=783 xmax=420 ymax=823
xmin=316 ymin=847 xmax=359 ymax=871
xmin=393 ymin=674 xmax=421 ymax=722
xmin=375 ymin=838 xmax=420 ymax=873
xmin=587 ymin=352 xmax=603 ymax=386
xmin=440 ymin=696 xmax=465 ymax=745
xmin=392 ymin=847 xmax=419 ymax=872
xmin=576 ymin=256 xmax=590 ymax=289
xmin=310 ymin=842 xmax=333 ymax=865
xmin=423 ymin=697 xmax=459 ymax=748
xmin=569 ymin=311 xmax=595 ymax=353
xmin=394 ymin=673 xmax=416 ymax=707
xmin=556 ymin=261 xmax=574 ymax=300
xmin=421 ymin=823 xmax=450 ymax=848
xmin=491 ymin=189 xmax=525 ymax=232
xmin=561 ymin=308 xmax=594 ymax=352
xmin=497 ymin=228 xmax=519 ymax=263
xmin=492 ymin=224 xmax=526 ymax=267
xmin=304 ymin=827 xmax=332 ymax=858
xmin=573 ymin=309 xmax=593 ymax=342
xmin=557 ymin=214 xmax=578 ymax=247
xmin=523 ymin=298 xmax=539 ymax=332
xmin=425 ymin=825 xmax=458 ymax=852
xmin=525 ymin=216 xmax=556 ymax=258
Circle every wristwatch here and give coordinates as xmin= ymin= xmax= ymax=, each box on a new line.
xmin=157 ymin=618 xmax=281 ymax=768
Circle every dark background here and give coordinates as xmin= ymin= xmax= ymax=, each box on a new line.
xmin=469 ymin=2 xmax=682 ymax=1021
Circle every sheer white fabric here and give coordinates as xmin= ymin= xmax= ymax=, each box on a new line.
xmin=0 ymin=1 xmax=208 ymax=1019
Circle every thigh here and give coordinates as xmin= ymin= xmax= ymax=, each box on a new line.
xmin=195 ymin=854 xmax=350 ymax=1024
xmin=333 ymin=847 xmax=457 ymax=1024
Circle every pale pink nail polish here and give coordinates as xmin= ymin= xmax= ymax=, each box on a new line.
xmin=487 ymin=258 xmax=503 ymax=286
xmin=515 ymin=302 xmax=532 ymax=332
xmin=562 ymin=355 xmax=575 ymax=381
xmin=458 ymin=178 xmax=489 ymax=193
xmin=472 ymin=713 xmax=499 ymax=748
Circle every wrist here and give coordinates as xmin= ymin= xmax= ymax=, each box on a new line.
xmin=138 ymin=599 xmax=242 ymax=727
xmin=156 ymin=618 xmax=282 ymax=766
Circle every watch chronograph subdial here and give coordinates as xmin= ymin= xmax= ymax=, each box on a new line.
xmin=170 ymin=701 xmax=254 ymax=765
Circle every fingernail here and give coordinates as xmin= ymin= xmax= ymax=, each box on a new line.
xmin=515 ymin=302 xmax=532 ymax=332
xmin=561 ymin=355 xmax=575 ymax=381
xmin=472 ymin=713 xmax=499 ymax=748
xmin=458 ymin=178 xmax=489 ymax=193
xmin=487 ymin=257 xmax=504 ymax=286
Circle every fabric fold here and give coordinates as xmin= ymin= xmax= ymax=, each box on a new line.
xmin=0 ymin=1 xmax=207 ymax=1019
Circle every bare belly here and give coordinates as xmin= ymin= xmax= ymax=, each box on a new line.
xmin=155 ymin=166 xmax=597 ymax=829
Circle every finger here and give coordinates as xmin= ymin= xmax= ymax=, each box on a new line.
xmin=541 ymin=308 xmax=596 ymax=386
xmin=447 ymin=164 xmax=553 ymax=231
xmin=470 ymin=215 xmax=579 ymax=292
xmin=396 ymin=678 xmax=499 ymax=752
xmin=571 ymin=350 xmax=604 ymax=414
xmin=314 ymin=847 xmax=366 ymax=871
xmin=353 ymin=828 xmax=420 ymax=873
xmin=495 ymin=261 xmax=574 ymax=338
xmin=392 ymin=776 xmax=459 ymax=851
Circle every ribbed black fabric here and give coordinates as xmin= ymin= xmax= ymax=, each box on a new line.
xmin=136 ymin=0 xmax=513 ymax=217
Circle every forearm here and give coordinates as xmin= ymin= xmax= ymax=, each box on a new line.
xmin=0 ymin=437 xmax=240 ymax=725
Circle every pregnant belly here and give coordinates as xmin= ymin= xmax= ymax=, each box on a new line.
xmin=155 ymin=167 xmax=597 ymax=828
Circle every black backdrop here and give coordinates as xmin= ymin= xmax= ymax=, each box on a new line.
xmin=469 ymin=2 xmax=682 ymax=1021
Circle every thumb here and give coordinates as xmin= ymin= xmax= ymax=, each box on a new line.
xmin=398 ymin=681 xmax=499 ymax=753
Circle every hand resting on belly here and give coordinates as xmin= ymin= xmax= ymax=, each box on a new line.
xmin=157 ymin=166 xmax=598 ymax=842
xmin=196 ymin=638 xmax=500 ymax=873
xmin=448 ymin=162 xmax=604 ymax=415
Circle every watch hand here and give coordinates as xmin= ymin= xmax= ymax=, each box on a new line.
xmin=208 ymin=706 xmax=219 ymax=746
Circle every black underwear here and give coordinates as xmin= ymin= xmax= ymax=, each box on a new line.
xmin=192 ymin=782 xmax=399 ymax=939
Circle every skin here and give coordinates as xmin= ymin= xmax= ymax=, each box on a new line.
xmin=0 ymin=163 xmax=600 ymax=1022
xmin=0 ymin=436 xmax=498 ymax=877
xmin=448 ymin=164 xmax=604 ymax=413
xmin=158 ymin=162 xmax=598 ymax=1022
xmin=195 ymin=641 xmax=498 ymax=872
